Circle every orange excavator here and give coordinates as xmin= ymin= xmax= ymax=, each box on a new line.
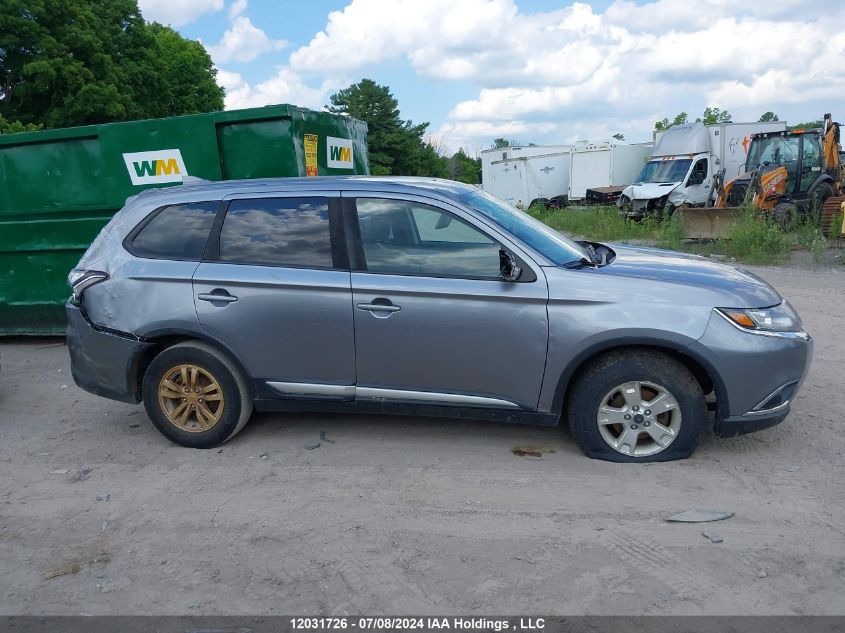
xmin=686 ymin=114 xmax=844 ymax=238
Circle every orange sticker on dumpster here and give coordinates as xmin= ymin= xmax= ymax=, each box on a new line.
xmin=305 ymin=134 xmax=318 ymax=176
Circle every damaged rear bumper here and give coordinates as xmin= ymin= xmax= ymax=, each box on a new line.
xmin=66 ymin=300 xmax=152 ymax=404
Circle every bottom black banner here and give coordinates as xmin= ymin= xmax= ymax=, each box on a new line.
xmin=0 ymin=617 xmax=843 ymax=633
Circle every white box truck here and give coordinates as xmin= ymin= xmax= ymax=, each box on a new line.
xmin=486 ymin=151 xmax=571 ymax=208
xmin=618 ymin=121 xmax=787 ymax=217
xmin=568 ymin=140 xmax=653 ymax=200
xmin=481 ymin=145 xmax=571 ymax=190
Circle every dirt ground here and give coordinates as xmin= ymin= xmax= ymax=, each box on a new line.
xmin=0 ymin=262 xmax=843 ymax=616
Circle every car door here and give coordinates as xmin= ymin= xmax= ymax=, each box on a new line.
xmin=345 ymin=192 xmax=549 ymax=411
xmin=683 ymin=157 xmax=711 ymax=205
xmin=193 ymin=192 xmax=356 ymax=399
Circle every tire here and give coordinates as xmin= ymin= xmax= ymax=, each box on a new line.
xmin=141 ymin=341 xmax=253 ymax=448
xmin=566 ymin=350 xmax=706 ymax=463
xmin=810 ymin=182 xmax=834 ymax=216
xmin=771 ymin=202 xmax=795 ymax=230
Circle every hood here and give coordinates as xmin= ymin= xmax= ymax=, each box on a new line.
xmin=595 ymin=244 xmax=781 ymax=307
xmin=625 ymin=181 xmax=683 ymax=201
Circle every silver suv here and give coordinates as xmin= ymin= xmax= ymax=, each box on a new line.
xmin=66 ymin=177 xmax=812 ymax=462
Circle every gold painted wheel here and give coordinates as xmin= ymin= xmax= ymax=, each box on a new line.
xmin=157 ymin=364 xmax=225 ymax=432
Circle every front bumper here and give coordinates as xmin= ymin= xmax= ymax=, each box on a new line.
xmin=66 ymin=301 xmax=152 ymax=404
xmin=700 ymin=310 xmax=813 ymax=438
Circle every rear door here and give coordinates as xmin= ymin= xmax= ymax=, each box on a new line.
xmin=193 ymin=192 xmax=356 ymax=398
xmin=345 ymin=192 xmax=549 ymax=411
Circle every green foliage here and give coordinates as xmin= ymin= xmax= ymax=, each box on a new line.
xmin=527 ymin=205 xmax=686 ymax=248
xmin=655 ymin=112 xmax=688 ymax=131
xmin=148 ymin=23 xmax=224 ymax=116
xmin=788 ymin=120 xmax=824 ymax=131
xmin=417 ymin=142 xmax=449 ymax=179
xmin=492 ymin=138 xmax=511 ymax=148
xmin=448 ymin=148 xmax=481 ymax=184
xmin=0 ymin=114 xmax=41 ymax=133
xmin=714 ymin=205 xmax=790 ymax=264
xmin=0 ymin=0 xmax=223 ymax=129
xmin=758 ymin=111 xmax=779 ymax=122
xmin=655 ymin=107 xmax=732 ymax=131
xmin=697 ymin=107 xmax=732 ymax=125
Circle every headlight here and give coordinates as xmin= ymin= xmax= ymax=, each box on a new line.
xmin=718 ymin=302 xmax=801 ymax=332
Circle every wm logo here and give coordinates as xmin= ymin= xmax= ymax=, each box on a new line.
xmin=327 ymin=136 xmax=354 ymax=169
xmin=123 ymin=149 xmax=187 ymax=185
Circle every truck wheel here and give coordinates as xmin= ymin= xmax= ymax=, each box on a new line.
xmin=566 ymin=350 xmax=706 ymax=462
xmin=142 ymin=341 xmax=253 ymax=448
xmin=771 ymin=202 xmax=795 ymax=229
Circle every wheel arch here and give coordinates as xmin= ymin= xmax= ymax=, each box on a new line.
xmin=131 ymin=328 xmax=257 ymax=401
xmin=550 ymin=337 xmax=729 ymax=422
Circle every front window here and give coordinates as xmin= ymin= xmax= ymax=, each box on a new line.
xmin=746 ymin=136 xmax=800 ymax=171
xmin=459 ymin=189 xmax=587 ymax=266
xmin=356 ymin=198 xmax=501 ymax=277
xmin=635 ymin=159 xmax=692 ymax=184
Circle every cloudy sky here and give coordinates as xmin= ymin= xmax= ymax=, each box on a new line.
xmin=138 ymin=0 xmax=845 ymax=154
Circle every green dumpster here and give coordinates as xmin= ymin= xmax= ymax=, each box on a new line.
xmin=0 ymin=104 xmax=369 ymax=334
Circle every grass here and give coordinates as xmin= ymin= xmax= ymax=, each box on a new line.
xmin=528 ymin=204 xmax=685 ymax=250
xmin=527 ymin=201 xmax=833 ymax=266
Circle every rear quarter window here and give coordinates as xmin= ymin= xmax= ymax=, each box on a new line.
xmin=128 ymin=201 xmax=219 ymax=260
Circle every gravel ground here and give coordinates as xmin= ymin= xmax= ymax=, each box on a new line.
xmin=0 ymin=263 xmax=843 ymax=615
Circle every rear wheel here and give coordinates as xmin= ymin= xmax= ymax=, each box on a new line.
xmin=142 ymin=341 xmax=253 ymax=448
xmin=566 ymin=350 xmax=706 ymax=462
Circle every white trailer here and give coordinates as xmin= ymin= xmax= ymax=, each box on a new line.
xmin=481 ymin=145 xmax=571 ymax=189
xmin=486 ymin=151 xmax=571 ymax=208
xmin=621 ymin=121 xmax=788 ymax=216
xmin=567 ymin=141 xmax=653 ymax=200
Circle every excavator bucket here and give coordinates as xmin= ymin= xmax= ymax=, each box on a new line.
xmin=675 ymin=207 xmax=745 ymax=240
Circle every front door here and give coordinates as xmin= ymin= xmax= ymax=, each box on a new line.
xmin=194 ymin=192 xmax=356 ymax=398
xmin=346 ymin=193 xmax=549 ymax=410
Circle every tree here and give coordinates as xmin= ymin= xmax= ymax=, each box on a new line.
xmin=0 ymin=0 xmax=222 ymax=128
xmin=329 ymin=79 xmax=432 ymax=176
xmin=788 ymin=119 xmax=824 ymax=131
xmin=759 ymin=112 xmax=779 ymax=122
xmin=447 ymin=148 xmax=481 ymax=184
xmin=612 ymin=133 xmax=625 ymax=141
xmin=654 ymin=112 xmax=688 ymax=131
xmin=148 ymin=23 xmax=223 ymax=116
xmin=0 ymin=114 xmax=41 ymax=134
xmin=697 ymin=107 xmax=732 ymax=125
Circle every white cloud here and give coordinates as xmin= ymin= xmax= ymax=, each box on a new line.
xmin=209 ymin=15 xmax=288 ymax=64
xmin=220 ymin=67 xmax=341 ymax=112
xmin=138 ymin=0 xmax=223 ymax=27
xmin=220 ymin=0 xmax=845 ymax=153
xmin=228 ymin=0 xmax=247 ymax=19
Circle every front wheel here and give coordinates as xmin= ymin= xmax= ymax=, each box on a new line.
xmin=566 ymin=350 xmax=706 ymax=462
xmin=142 ymin=341 xmax=253 ymax=448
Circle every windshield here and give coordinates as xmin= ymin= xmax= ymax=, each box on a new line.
xmin=635 ymin=159 xmax=692 ymax=184
xmin=747 ymin=136 xmax=800 ymax=171
xmin=459 ymin=189 xmax=588 ymax=266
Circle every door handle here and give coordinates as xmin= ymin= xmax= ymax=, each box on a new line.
xmin=357 ymin=303 xmax=401 ymax=313
xmin=198 ymin=290 xmax=238 ymax=304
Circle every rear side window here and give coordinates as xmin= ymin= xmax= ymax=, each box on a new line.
xmin=130 ymin=201 xmax=219 ymax=260
xmin=219 ymin=197 xmax=333 ymax=268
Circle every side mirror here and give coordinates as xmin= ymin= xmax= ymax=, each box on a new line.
xmin=499 ymin=249 xmax=522 ymax=282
